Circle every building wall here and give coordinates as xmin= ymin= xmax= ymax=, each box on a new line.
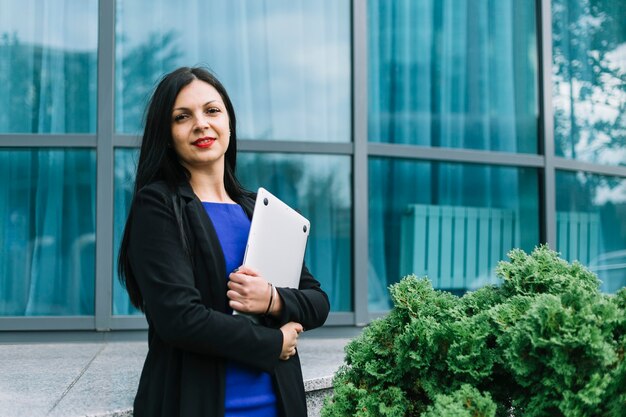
xmin=1 ymin=0 xmax=625 ymax=331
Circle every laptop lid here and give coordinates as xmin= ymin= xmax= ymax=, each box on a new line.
xmin=243 ymin=187 xmax=310 ymax=289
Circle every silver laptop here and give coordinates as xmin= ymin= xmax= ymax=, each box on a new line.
xmin=243 ymin=187 xmax=310 ymax=289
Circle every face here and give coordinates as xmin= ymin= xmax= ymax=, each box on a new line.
xmin=170 ymin=79 xmax=230 ymax=175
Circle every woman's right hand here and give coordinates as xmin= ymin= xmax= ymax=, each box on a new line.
xmin=279 ymin=321 xmax=303 ymax=360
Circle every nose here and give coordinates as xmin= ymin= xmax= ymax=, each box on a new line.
xmin=194 ymin=112 xmax=210 ymax=130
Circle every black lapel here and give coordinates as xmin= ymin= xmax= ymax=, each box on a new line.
xmin=178 ymin=182 xmax=228 ymax=311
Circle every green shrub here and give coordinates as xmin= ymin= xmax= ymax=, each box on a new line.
xmin=322 ymin=246 xmax=626 ymax=417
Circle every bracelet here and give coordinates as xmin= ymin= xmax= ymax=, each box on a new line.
xmin=264 ymin=283 xmax=274 ymax=316
xmin=268 ymin=285 xmax=277 ymax=315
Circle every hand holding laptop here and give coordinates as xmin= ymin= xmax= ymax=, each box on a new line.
xmin=229 ymin=188 xmax=310 ymax=318
xmin=242 ymin=187 xmax=310 ymax=289
xmin=227 ymin=265 xmax=283 ymax=316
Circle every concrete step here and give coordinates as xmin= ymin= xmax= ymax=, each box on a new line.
xmin=0 ymin=327 xmax=359 ymax=417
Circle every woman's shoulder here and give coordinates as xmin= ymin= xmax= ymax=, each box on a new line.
xmin=134 ymin=181 xmax=180 ymax=206
xmin=138 ymin=180 xmax=169 ymax=194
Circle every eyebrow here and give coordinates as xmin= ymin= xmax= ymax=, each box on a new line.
xmin=172 ymin=100 xmax=221 ymax=113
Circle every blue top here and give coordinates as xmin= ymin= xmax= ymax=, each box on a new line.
xmin=202 ymin=202 xmax=278 ymax=417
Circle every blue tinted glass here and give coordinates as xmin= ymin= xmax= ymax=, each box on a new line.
xmin=0 ymin=0 xmax=98 ymax=133
xmin=112 ymin=150 xmax=352 ymax=313
xmin=238 ymin=153 xmax=352 ymax=312
xmin=368 ymin=0 xmax=538 ymax=152
xmin=0 ymin=149 xmax=96 ymax=316
xmin=556 ymin=171 xmax=626 ymax=293
xmin=552 ymin=0 xmax=626 ymax=165
xmin=115 ymin=0 xmax=351 ymax=142
xmin=113 ymin=149 xmax=141 ymax=315
xmin=369 ymin=158 xmax=539 ymax=310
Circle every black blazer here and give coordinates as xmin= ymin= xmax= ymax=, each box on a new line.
xmin=127 ymin=181 xmax=330 ymax=417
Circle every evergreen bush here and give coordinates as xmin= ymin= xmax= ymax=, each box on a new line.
xmin=322 ymin=246 xmax=626 ymax=416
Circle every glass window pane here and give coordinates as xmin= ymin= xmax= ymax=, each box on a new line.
xmin=552 ymin=0 xmax=626 ymax=165
xmin=0 ymin=149 xmax=96 ymax=316
xmin=112 ymin=150 xmax=352 ymax=313
xmin=115 ymin=0 xmax=351 ymax=142
xmin=369 ymin=158 xmax=539 ymax=310
xmin=556 ymin=171 xmax=626 ymax=293
xmin=0 ymin=0 xmax=98 ymax=134
xmin=238 ymin=153 xmax=352 ymax=312
xmin=368 ymin=0 xmax=538 ymax=153
xmin=113 ymin=148 xmax=141 ymax=315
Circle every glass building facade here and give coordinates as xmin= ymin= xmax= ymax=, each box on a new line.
xmin=1 ymin=0 xmax=625 ymax=331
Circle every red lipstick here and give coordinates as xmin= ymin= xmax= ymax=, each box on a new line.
xmin=192 ymin=137 xmax=216 ymax=148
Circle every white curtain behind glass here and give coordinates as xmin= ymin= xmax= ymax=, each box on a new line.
xmin=0 ymin=150 xmax=96 ymax=316
xmin=115 ymin=0 xmax=351 ymax=141
xmin=368 ymin=0 xmax=535 ymax=150
xmin=0 ymin=0 xmax=97 ymax=133
xmin=114 ymin=0 xmax=352 ymax=313
xmin=113 ymin=150 xmax=139 ymax=315
xmin=237 ymin=154 xmax=352 ymax=312
xmin=367 ymin=0 xmax=537 ymax=310
xmin=0 ymin=0 xmax=98 ymax=316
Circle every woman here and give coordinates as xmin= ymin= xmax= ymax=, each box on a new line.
xmin=118 ymin=66 xmax=330 ymax=417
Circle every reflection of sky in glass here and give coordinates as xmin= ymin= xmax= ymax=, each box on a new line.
xmin=552 ymin=0 xmax=626 ymax=165
xmin=116 ymin=0 xmax=351 ymax=141
xmin=0 ymin=0 xmax=97 ymax=51
xmin=0 ymin=0 xmax=98 ymax=133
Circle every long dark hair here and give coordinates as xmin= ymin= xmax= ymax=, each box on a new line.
xmin=118 ymin=67 xmax=245 ymax=310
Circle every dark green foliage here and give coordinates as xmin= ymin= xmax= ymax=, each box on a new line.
xmin=322 ymin=246 xmax=626 ymax=416
xmin=422 ymin=384 xmax=496 ymax=417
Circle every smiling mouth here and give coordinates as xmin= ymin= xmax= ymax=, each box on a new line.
xmin=192 ymin=137 xmax=216 ymax=148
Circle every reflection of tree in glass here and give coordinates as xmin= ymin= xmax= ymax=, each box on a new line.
xmin=237 ymin=154 xmax=305 ymax=207
xmin=237 ymin=154 xmax=350 ymax=211
xmin=0 ymin=32 xmax=96 ymax=133
xmin=116 ymin=31 xmax=182 ymax=134
xmin=237 ymin=153 xmax=352 ymax=311
xmin=552 ymin=0 xmax=626 ymax=163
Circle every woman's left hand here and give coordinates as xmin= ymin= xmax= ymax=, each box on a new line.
xmin=227 ymin=265 xmax=272 ymax=314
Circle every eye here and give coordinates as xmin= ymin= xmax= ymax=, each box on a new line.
xmin=206 ymin=107 xmax=221 ymax=115
xmin=173 ymin=113 xmax=188 ymax=122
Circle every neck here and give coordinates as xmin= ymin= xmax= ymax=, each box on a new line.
xmin=187 ymin=168 xmax=233 ymax=203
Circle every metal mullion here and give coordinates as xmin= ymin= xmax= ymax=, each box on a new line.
xmin=538 ymin=0 xmax=556 ymax=248
xmin=94 ymin=0 xmax=116 ymax=331
xmin=352 ymin=0 xmax=369 ymax=326
xmin=238 ymin=139 xmax=353 ymax=155
xmin=553 ymin=158 xmax=626 ymax=178
xmin=113 ymin=135 xmax=141 ymax=148
xmin=0 ymin=329 xmax=148 ymax=343
xmin=109 ymin=316 xmax=149 ymax=330
xmin=0 ymin=317 xmax=94 ymax=332
xmin=0 ymin=134 xmax=96 ymax=147
xmin=368 ymin=143 xmax=545 ymax=168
